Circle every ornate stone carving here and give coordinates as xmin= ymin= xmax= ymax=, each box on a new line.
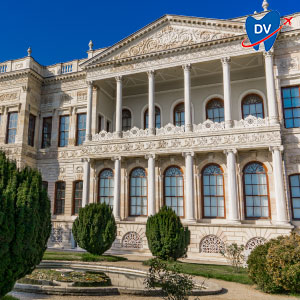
xmin=193 ymin=120 xmax=225 ymax=132
xmin=245 ymin=237 xmax=266 ymax=252
xmin=122 ymin=127 xmax=151 ymax=138
xmin=200 ymin=235 xmax=225 ymax=254
xmin=50 ymin=226 xmax=64 ymax=243
xmin=278 ymin=57 xmax=299 ymax=74
xmin=60 ymin=93 xmax=72 ymax=105
xmin=77 ymin=91 xmax=87 ymax=102
xmin=111 ymin=26 xmax=235 ymax=60
xmin=156 ymin=123 xmax=185 ymax=136
xmin=92 ymin=130 xmax=121 ymax=141
xmin=0 ymin=92 xmax=18 ymax=101
xmin=235 ymin=115 xmax=269 ymax=128
xmin=122 ymin=231 xmax=143 ymax=249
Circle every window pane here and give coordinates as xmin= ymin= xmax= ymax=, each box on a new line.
xmin=130 ymin=168 xmax=147 ymax=216
xmin=282 ymin=87 xmax=300 ymax=128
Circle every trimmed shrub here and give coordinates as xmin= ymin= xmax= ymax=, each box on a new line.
xmin=247 ymin=234 xmax=300 ymax=294
xmin=72 ymin=203 xmax=117 ymax=255
xmin=0 ymin=152 xmax=51 ymax=298
xmin=145 ymin=206 xmax=190 ymax=260
xmin=266 ymin=233 xmax=300 ymax=293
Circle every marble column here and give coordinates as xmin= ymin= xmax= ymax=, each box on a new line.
xmin=115 ymin=76 xmax=123 ymax=137
xmin=221 ymin=57 xmax=233 ymax=128
xmin=183 ymin=64 xmax=192 ymax=132
xmin=82 ymin=158 xmax=90 ymax=207
xmin=146 ymin=154 xmax=156 ymax=215
xmin=264 ymin=51 xmax=279 ymax=125
xmin=86 ymin=81 xmax=93 ymax=141
xmin=112 ymin=156 xmax=121 ymax=220
xmin=270 ymin=146 xmax=289 ymax=224
xmin=224 ymin=149 xmax=240 ymax=222
xmin=183 ymin=152 xmax=195 ymax=222
xmin=148 ymin=70 xmax=156 ymax=135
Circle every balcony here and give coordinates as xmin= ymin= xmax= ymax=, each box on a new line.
xmin=83 ymin=116 xmax=281 ymax=158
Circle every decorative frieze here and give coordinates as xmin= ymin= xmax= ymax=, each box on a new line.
xmin=0 ymin=92 xmax=19 ymax=102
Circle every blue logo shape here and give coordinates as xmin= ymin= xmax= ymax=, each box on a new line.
xmin=245 ymin=11 xmax=281 ymax=51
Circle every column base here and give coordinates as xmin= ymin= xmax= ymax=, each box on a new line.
xmin=184 ymin=218 xmax=197 ymax=224
xmin=269 ymin=116 xmax=279 ymax=125
xmin=226 ymin=219 xmax=241 ymax=224
xmin=85 ymin=134 xmax=92 ymax=141
xmin=225 ymin=120 xmax=233 ymax=129
xmin=185 ymin=124 xmax=193 ymax=132
xmin=115 ymin=131 xmax=122 ymax=138
xmin=148 ymin=128 xmax=156 ymax=135
xmin=275 ymin=220 xmax=290 ymax=226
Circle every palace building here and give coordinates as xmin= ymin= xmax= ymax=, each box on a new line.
xmin=1 ymin=1 xmax=300 ymax=261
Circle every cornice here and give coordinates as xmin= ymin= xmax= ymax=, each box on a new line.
xmin=86 ymin=34 xmax=247 ymax=72
xmin=43 ymin=71 xmax=86 ymax=85
xmin=0 ymin=68 xmax=43 ymax=84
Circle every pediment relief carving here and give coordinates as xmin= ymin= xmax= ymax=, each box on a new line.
xmin=109 ymin=25 xmax=237 ymax=61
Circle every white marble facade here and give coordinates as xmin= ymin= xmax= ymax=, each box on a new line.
xmin=1 ymin=8 xmax=300 ymax=262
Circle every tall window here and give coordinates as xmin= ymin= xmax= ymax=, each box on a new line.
xmin=99 ymin=169 xmax=114 ymax=208
xmin=206 ymin=99 xmax=224 ymax=123
xmin=98 ymin=115 xmax=103 ymax=132
xmin=73 ymin=181 xmax=83 ymax=214
xmin=122 ymin=109 xmax=131 ymax=131
xmin=42 ymin=181 xmax=48 ymax=192
xmin=282 ymin=86 xmax=300 ymax=128
xmin=202 ymin=164 xmax=225 ymax=218
xmin=173 ymin=103 xmax=185 ymax=126
xmin=42 ymin=117 xmax=52 ymax=148
xmin=76 ymin=113 xmax=86 ymax=146
xmin=242 ymin=94 xmax=264 ymax=119
xmin=28 ymin=114 xmax=36 ymax=147
xmin=289 ymin=174 xmax=300 ymax=219
xmin=6 ymin=112 xmax=18 ymax=144
xmin=130 ymin=168 xmax=147 ymax=216
xmin=107 ymin=120 xmax=111 ymax=132
xmin=164 ymin=166 xmax=184 ymax=217
xmin=243 ymin=162 xmax=269 ymax=219
xmin=59 ymin=115 xmax=69 ymax=147
xmin=55 ymin=181 xmax=65 ymax=215
xmin=144 ymin=106 xmax=161 ymax=129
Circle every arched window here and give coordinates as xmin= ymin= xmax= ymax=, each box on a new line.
xmin=242 ymin=94 xmax=264 ymax=119
xmin=289 ymin=174 xmax=300 ymax=219
xmin=130 ymin=168 xmax=147 ymax=216
xmin=173 ymin=103 xmax=185 ymax=126
xmin=164 ymin=166 xmax=184 ymax=217
xmin=206 ymin=99 xmax=224 ymax=123
xmin=144 ymin=106 xmax=161 ymax=129
xmin=73 ymin=180 xmax=83 ymax=214
xmin=202 ymin=164 xmax=225 ymax=218
xmin=54 ymin=181 xmax=65 ymax=215
xmin=243 ymin=162 xmax=269 ymax=218
xmin=99 ymin=169 xmax=114 ymax=208
xmin=122 ymin=109 xmax=132 ymax=131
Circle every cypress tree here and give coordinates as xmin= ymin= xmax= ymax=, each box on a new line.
xmin=146 ymin=206 xmax=190 ymax=260
xmin=0 ymin=152 xmax=51 ymax=298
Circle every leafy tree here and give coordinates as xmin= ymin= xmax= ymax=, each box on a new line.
xmin=0 ymin=151 xmax=51 ymax=298
xmin=146 ymin=206 xmax=190 ymax=261
xmin=221 ymin=243 xmax=245 ymax=272
xmin=72 ymin=203 xmax=117 ymax=255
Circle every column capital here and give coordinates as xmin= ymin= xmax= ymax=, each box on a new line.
xmin=115 ymin=76 xmax=123 ymax=82
xmin=111 ymin=155 xmax=121 ymax=161
xmin=87 ymin=80 xmax=93 ymax=87
xmin=145 ymin=153 xmax=156 ymax=160
xmin=263 ymin=50 xmax=274 ymax=58
xmin=81 ymin=158 xmax=91 ymax=163
xmin=147 ymin=69 xmax=156 ymax=77
xmin=182 ymin=64 xmax=192 ymax=71
xmin=269 ymin=145 xmax=284 ymax=152
xmin=182 ymin=151 xmax=194 ymax=158
xmin=223 ymin=148 xmax=237 ymax=155
xmin=221 ymin=57 xmax=231 ymax=65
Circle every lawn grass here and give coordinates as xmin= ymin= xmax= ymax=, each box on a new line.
xmin=143 ymin=259 xmax=252 ymax=285
xmin=2 ymin=296 xmax=19 ymax=300
xmin=43 ymin=250 xmax=127 ymax=262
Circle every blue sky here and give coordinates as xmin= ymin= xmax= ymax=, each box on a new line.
xmin=0 ymin=0 xmax=297 ymax=66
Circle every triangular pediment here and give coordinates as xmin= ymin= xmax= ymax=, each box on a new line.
xmin=82 ymin=15 xmax=245 ymax=68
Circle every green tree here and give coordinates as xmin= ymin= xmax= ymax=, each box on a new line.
xmin=146 ymin=206 xmax=190 ymax=261
xmin=0 ymin=151 xmax=51 ymax=298
xmin=72 ymin=203 xmax=117 ymax=255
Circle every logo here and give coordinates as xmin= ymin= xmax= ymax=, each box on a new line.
xmin=242 ymin=11 xmax=293 ymax=51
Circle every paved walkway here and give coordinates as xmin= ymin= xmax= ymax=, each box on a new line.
xmin=10 ymin=254 xmax=297 ymax=300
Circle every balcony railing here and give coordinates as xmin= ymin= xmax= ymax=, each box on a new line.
xmin=92 ymin=115 xmax=270 ymax=142
xmin=0 ymin=64 xmax=7 ymax=73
